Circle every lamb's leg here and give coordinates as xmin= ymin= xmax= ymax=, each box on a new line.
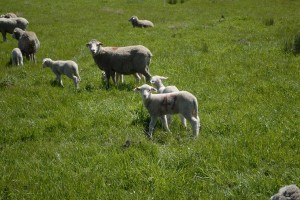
xmin=56 ymin=75 xmax=63 ymax=87
xmin=188 ymin=116 xmax=200 ymax=137
xmin=72 ymin=76 xmax=79 ymax=89
xmin=148 ymin=116 xmax=158 ymax=138
xmin=160 ymin=115 xmax=170 ymax=132
xmin=179 ymin=114 xmax=187 ymax=128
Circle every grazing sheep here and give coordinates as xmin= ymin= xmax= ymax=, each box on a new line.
xmin=128 ymin=16 xmax=154 ymax=28
xmin=150 ymin=75 xmax=186 ymax=127
xmin=86 ymin=39 xmax=152 ymax=89
xmin=270 ymin=185 xmax=300 ymax=200
xmin=134 ymin=84 xmax=200 ymax=138
xmin=12 ymin=28 xmax=40 ymax=63
xmin=42 ymin=58 xmax=81 ymax=89
xmin=0 ymin=17 xmax=28 ymax=41
xmin=0 ymin=12 xmax=18 ymax=18
xmin=11 ymin=48 xmax=23 ymax=66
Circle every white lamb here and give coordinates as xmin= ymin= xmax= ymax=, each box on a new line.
xmin=42 ymin=58 xmax=81 ymax=89
xmin=11 ymin=48 xmax=23 ymax=66
xmin=150 ymin=75 xmax=186 ymax=127
xmin=134 ymin=84 xmax=200 ymax=138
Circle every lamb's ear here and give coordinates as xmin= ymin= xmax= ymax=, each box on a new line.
xmin=150 ymin=87 xmax=157 ymax=92
xmin=97 ymin=42 xmax=103 ymax=46
xmin=85 ymin=43 xmax=90 ymax=47
xmin=160 ymin=76 xmax=168 ymax=80
xmin=133 ymin=87 xmax=140 ymax=92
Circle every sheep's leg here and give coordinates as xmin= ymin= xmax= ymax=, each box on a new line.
xmin=179 ymin=114 xmax=187 ymax=128
xmin=148 ymin=116 xmax=158 ymax=138
xmin=116 ymin=73 xmax=124 ymax=84
xmin=105 ymin=71 xmax=111 ymax=89
xmin=1 ymin=32 xmax=6 ymax=42
xmin=187 ymin=116 xmax=200 ymax=137
xmin=166 ymin=114 xmax=172 ymax=126
xmin=160 ymin=115 xmax=170 ymax=132
xmin=133 ymin=73 xmax=141 ymax=84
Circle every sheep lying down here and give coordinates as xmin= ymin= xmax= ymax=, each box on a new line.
xmin=270 ymin=185 xmax=300 ymax=200
xmin=42 ymin=58 xmax=81 ymax=89
xmin=134 ymin=84 xmax=200 ymax=138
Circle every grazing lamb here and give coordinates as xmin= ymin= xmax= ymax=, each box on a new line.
xmin=86 ymin=39 xmax=152 ymax=89
xmin=11 ymin=48 xmax=23 ymax=66
xmin=134 ymin=84 xmax=200 ymax=138
xmin=0 ymin=13 xmax=18 ymax=18
xmin=270 ymin=185 xmax=300 ymax=200
xmin=12 ymin=28 xmax=40 ymax=63
xmin=129 ymin=16 xmax=154 ymax=28
xmin=0 ymin=17 xmax=28 ymax=41
xmin=150 ymin=75 xmax=186 ymax=127
xmin=42 ymin=58 xmax=81 ymax=89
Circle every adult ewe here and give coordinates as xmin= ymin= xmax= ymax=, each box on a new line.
xmin=11 ymin=48 xmax=23 ymax=66
xmin=134 ymin=84 xmax=200 ymax=138
xmin=129 ymin=16 xmax=154 ymax=28
xmin=150 ymin=75 xmax=186 ymax=127
xmin=42 ymin=58 xmax=81 ymax=89
xmin=12 ymin=27 xmax=40 ymax=63
xmin=86 ymin=39 xmax=152 ymax=89
xmin=270 ymin=185 xmax=300 ymax=200
xmin=0 ymin=17 xmax=28 ymax=41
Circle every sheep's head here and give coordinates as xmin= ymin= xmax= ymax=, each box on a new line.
xmin=42 ymin=58 xmax=52 ymax=68
xmin=129 ymin=16 xmax=138 ymax=22
xmin=16 ymin=17 xmax=29 ymax=30
xmin=150 ymin=75 xmax=168 ymax=86
xmin=12 ymin=28 xmax=25 ymax=40
xmin=134 ymin=84 xmax=157 ymax=100
xmin=86 ymin=39 xmax=103 ymax=55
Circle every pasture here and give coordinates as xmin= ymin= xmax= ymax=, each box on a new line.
xmin=0 ymin=0 xmax=299 ymax=199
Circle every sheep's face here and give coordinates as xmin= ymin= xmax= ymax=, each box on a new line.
xmin=12 ymin=28 xmax=24 ymax=40
xmin=134 ymin=84 xmax=157 ymax=100
xmin=150 ymin=76 xmax=168 ymax=85
xmin=129 ymin=16 xmax=138 ymax=22
xmin=42 ymin=58 xmax=51 ymax=68
xmin=86 ymin=39 xmax=103 ymax=55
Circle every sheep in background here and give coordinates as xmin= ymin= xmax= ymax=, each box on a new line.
xmin=129 ymin=16 xmax=154 ymax=28
xmin=11 ymin=48 xmax=23 ymax=66
xmin=12 ymin=27 xmax=40 ymax=63
xmin=150 ymin=75 xmax=186 ymax=127
xmin=134 ymin=84 xmax=200 ymax=138
xmin=0 ymin=13 xmax=18 ymax=18
xmin=0 ymin=17 xmax=28 ymax=41
xmin=86 ymin=39 xmax=152 ymax=89
xmin=42 ymin=58 xmax=81 ymax=89
xmin=270 ymin=185 xmax=300 ymax=200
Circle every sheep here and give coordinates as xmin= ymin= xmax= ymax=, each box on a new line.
xmin=11 ymin=48 xmax=23 ymax=66
xmin=86 ymin=39 xmax=152 ymax=89
xmin=270 ymin=185 xmax=300 ymax=200
xmin=0 ymin=17 xmax=28 ymax=41
xmin=150 ymin=75 xmax=186 ymax=127
xmin=0 ymin=13 xmax=18 ymax=18
xmin=42 ymin=58 xmax=81 ymax=89
xmin=12 ymin=27 xmax=40 ymax=63
xmin=134 ymin=84 xmax=200 ymax=138
xmin=128 ymin=16 xmax=154 ymax=28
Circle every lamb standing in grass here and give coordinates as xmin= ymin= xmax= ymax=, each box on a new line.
xmin=270 ymin=185 xmax=300 ymax=200
xmin=12 ymin=27 xmax=40 ymax=63
xmin=134 ymin=84 xmax=200 ymax=138
xmin=11 ymin=48 xmax=23 ymax=66
xmin=150 ymin=75 xmax=186 ymax=127
xmin=0 ymin=17 xmax=28 ymax=41
xmin=86 ymin=39 xmax=152 ymax=89
xmin=42 ymin=58 xmax=81 ymax=89
xmin=129 ymin=16 xmax=154 ymax=28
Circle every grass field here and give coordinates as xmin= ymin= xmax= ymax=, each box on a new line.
xmin=0 ymin=0 xmax=299 ymax=199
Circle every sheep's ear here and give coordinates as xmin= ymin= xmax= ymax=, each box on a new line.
xmin=150 ymin=87 xmax=157 ymax=92
xmin=160 ymin=76 xmax=168 ymax=80
xmin=85 ymin=43 xmax=90 ymax=47
xmin=97 ymin=42 xmax=103 ymax=46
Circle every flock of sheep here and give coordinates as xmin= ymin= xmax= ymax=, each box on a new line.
xmin=1 ymin=12 xmax=298 ymax=198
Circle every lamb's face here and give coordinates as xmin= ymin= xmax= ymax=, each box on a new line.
xmin=129 ymin=16 xmax=137 ymax=22
xmin=134 ymin=84 xmax=157 ymax=100
xmin=150 ymin=76 xmax=168 ymax=86
xmin=86 ymin=39 xmax=102 ymax=55
xmin=42 ymin=58 xmax=51 ymax=68
xmin=12 ymin=28 xmax=24 ymax=40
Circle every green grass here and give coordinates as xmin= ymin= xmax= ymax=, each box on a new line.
xmin=0 ymin=0 xmax=299 ymax=199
